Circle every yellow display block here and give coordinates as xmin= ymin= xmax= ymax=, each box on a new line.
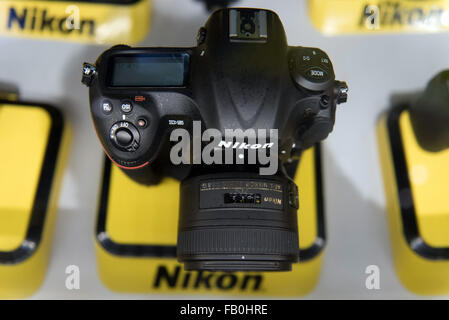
xmin=0 ymin=101 xmax=69 ymax=299
xmin=95 ymin=146 xmax=325 ymax=297
xmin=378 ymin=105 xmax=449 ymax=295
xmin=308 ymin=0 xmax=449 ymax=35
xmin=0 ymin=0 xmax=151 ymax=44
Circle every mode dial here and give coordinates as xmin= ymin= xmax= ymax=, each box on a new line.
xmin=109 ymin=121 xmax=140 ymax=152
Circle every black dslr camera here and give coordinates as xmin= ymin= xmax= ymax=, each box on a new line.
xmin=82 ymin=8 xmax=348 ymax=272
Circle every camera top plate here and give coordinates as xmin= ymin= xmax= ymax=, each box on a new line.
xmin=82 ymin=8 xmax=347 ymax=170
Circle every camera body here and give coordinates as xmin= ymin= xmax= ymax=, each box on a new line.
xmin=82 ymin=8 xmax=347 ymax=271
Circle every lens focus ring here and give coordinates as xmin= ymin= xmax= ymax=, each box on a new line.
xmin=178 ymin=228 xmax=298 ymax=255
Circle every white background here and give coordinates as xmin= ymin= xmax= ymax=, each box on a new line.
xmin=1 ymin=0 xmax=448 ymax=299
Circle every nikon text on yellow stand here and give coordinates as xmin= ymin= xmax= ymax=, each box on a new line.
xmin=0 ymin=0 xmax=151 ymax=44
xmin=308 ymin=0 xmax=449 ymax=34
xmin=95 ymin=146 xmax=325 ymax=297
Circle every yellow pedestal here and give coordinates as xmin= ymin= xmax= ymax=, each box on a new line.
xmin=308 ymin=0 xmax=449 ymax=35
xmin=0 ymin=0 xmax=152 ymax=44
xmin=95 ymin=146 xmax=325 ymax=297
xmin=0 ymin=100 xmax=69 ymax=299
xmin=378 ymin=105 xmax=449 ymax=295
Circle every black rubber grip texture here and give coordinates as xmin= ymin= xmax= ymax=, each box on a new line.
xmin=177 ymin=228 xmax=299 ymax=256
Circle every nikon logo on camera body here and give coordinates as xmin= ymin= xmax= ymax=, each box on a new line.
xmin=170 ymin=121 xmax=279 ymax=175
xmin=153 ymin=265 xmax=263 ymax=291
xmin=308 ymin=0 xmax=449 ymax=34
xmin=0 ymin=0 xmax=151 ymax=43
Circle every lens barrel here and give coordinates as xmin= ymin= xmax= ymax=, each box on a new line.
xmin=177 ymin=172 xmax=300 ymax=272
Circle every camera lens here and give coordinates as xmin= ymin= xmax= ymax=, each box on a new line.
xmin=177 ymin=172 xmax=300 ymax=272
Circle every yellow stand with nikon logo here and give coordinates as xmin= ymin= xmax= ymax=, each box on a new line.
xmin=0 ymin=0 xmax=152 ymax=44
xmin=95 ymin=146 xmax=325 ymax=296
xmin=308 ymin=0 xmax=449 ymax=35
xmin=378 ymin=106 xmax=449 ymax=295
xmin=0 ymin=99 xmax=69 ymax=299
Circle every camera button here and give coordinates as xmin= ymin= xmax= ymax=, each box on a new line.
xmin=115 ymin=128 xmax=133 ymax=146
xmin=319 ymin=56 xmax=331 ymax=69
xmin=197 ymin=27 xmax=207 ymax=45
xmin=137 ymin=118 xmax=147 ymax=128
xmin=101 ymin=100 xmax=113 ymax=114
xmin=110 ymin=121 xmax=140 ymax=152
xmin=121 ymin=101 xmax=133 ymax=113
xmin=305 ymin=67 xmax=329 ymax=82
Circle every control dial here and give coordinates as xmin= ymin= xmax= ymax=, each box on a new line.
xmin=109 ymin=121 xmax=140 ymax=152
xmin=289 ymin=47 xmax=335 ymax=91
